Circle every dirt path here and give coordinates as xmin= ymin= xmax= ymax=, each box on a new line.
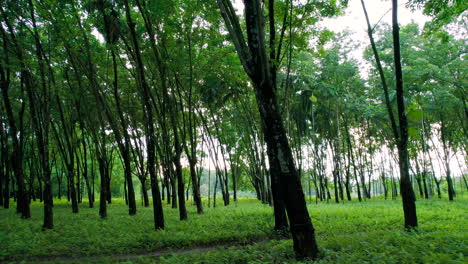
xmin=4 ymin=237 xmax=280 ymax=263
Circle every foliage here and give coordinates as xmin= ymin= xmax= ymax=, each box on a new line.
xmin=0 ymin=198 xmax=273 ymax=261
xmin=406 ymin=0 xmax=468 ymax=33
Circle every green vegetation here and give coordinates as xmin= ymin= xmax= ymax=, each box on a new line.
xmin=0 ymin=0 xmax=466 ymax=262
xmin=1 ymin=198 xmax=466 ymax=263
xmin=0 ymin=199 xmax=272 ymax=260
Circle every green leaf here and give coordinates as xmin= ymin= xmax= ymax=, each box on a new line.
xmin=309 ymin=95 xmax=318 ymax=103
xmin=406 ymin=104 xmax=423 ymax=121
xmin=408 ymin=127 xmax=420 ymax=138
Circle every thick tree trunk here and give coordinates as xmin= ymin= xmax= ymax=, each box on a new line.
xmin=254 ymin=79 xmax=319 ymax=258
xmin=271 ymin=168 xmax=289 ymax=231
xmin=218 ymin=0 xmax=318 ymax=258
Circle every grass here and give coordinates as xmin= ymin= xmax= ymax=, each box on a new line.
xmin=0 ymin=197 xmax=466 ymax=263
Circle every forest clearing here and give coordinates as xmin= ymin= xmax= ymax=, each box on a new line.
xmin=0 ymin=0 xmax=467 ymax=263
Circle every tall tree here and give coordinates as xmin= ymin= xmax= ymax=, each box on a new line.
xmin=0 ymin=5 xmax=30 ymax=219
xmin=392 ymin=0 xmax=418 ymax=228
xmin=123 ymin=0 xmax=164 ymax=229
xmin=217 ymin=0 xmax=319 ymax=258
xmin=361 ymin=0 xmax=418 ymax=228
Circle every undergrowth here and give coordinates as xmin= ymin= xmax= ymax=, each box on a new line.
xmin=0 ymin=197 xmax=466 ymax=263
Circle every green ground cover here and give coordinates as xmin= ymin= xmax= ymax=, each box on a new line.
xmin=0 ymin=198 xmax=466 ymax=263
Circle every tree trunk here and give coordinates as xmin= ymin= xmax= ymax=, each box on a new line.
xmin=392 ymin=0 xmax=417 ymax=228
xmin=141 ymin=178 xmax=149 ymax=207
xmin=174 ymin=154 xmax=187 ymax=220
xmin=0 ymin=117 xmax=6 ymax=208
xmin=0 ymin=17 xmax=30 ymax=218
xmin=123 ymin=0 xmax=164 ymax=229
xmin=361 ymin=0 xmax=417 ymax=228
xmin=440 ymin=117 xmax=455 ymax=200
xmin=98 ymin=156 xmax=107 ymax=218
xmin=189 ymin=160 xmax=203 ymax=214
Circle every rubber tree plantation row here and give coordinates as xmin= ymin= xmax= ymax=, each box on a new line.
xmin=0 ymin=0 xmax=466 ymax=261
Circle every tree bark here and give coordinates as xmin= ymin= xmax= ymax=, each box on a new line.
xmin=392 ymin=0 xmax=418 ymax=228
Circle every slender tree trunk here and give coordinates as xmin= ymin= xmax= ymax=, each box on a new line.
xmin=170 ymin=175 xmax=177 ymax=209
xmin=174 ymin=153 xmax=187 ymax=220
xmin=361 ymin=0 xmax=417 ymax=228
xmin=357 ymin=147 xmax=368 ymax=199
xmin=414 ymin=158 xmax=424 ymax=198
xmin=189 ymin=160 xmax=203 ymax=213
xmin=422 ymin=170 xmax=429 ymax=199
xmin=123 ymin=0 xmax=164 ymax=229
xmin=392 ymin=0 xmax=417 ymax=228
xmin=3 ymin=167 xmax=9 ymax=209
xmin=0 ymin=117 xmax=6 ymax=208
xmin=98 ymin=156 xmax=107 ymax=218
xmin=80 ymin=123 xmax=93 ymax=208
xmin=440 ymin=117 xmax=455 ymax=200
xmin=0 ymin=160 xmax=3 ymax=207
xmin=68 ymin=164 xmax=78 ymax=214
xmin=232 ymin=154 xmax=238 ymax=202
xmin=141 ymin=178 xmax=149 ymax=207
xmin=76 ymin=160 xmax=81 ymax=203
xmin=0 ymin=16 xmax=30 ymax=219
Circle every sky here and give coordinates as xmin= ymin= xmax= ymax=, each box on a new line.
xmin=230 ymin=0 xmax=432 ymax=73
xmin=321 ymin=0 xmax=431 ymax=65
xmin=323 ymin=0 xmax=431 ymax=36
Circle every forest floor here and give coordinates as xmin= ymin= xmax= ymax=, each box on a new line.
xmin=0 ymin=196 xmax=466 ymax=263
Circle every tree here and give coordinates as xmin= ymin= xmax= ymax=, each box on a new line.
xmin=122 ymin=0 xmax=164 ymax=229
xmin=217 ymin=0 xmax=319 ymax=258
xmin=406 ymin=0 xmax=468 ymax=33
xmin=0 ymin=4 xmax=30 ymax=219
xmin=361 ymin=0 xmax=418 ymax=229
